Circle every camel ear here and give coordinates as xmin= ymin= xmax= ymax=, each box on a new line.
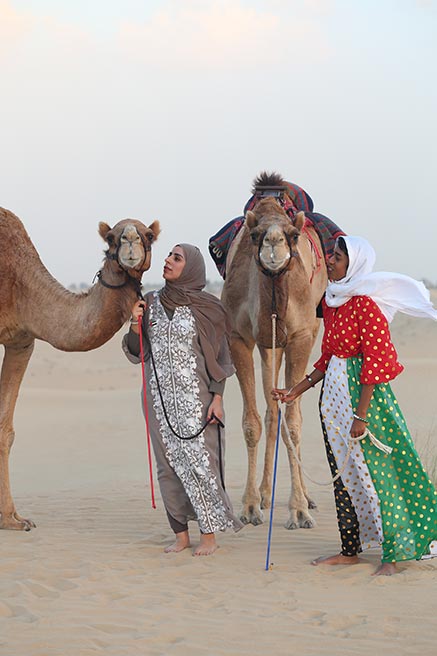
xmin=148 ymin=220 xmax=161 ymax=241
xmin=98 ymin=222 xmax=112 ymax=241
xmin=294 ymin=211 xmax=305 ymax=231
xmin=245 ymin=210 xmax=257 ymax=229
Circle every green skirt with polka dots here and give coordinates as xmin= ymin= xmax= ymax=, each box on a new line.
xmin=347 ymin=356 xmax=437 ymax=562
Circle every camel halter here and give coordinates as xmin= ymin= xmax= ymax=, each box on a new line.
xmin=95 ymin=269 xmax=143 ymax=293
xmin=96 ymin=229 xmax=154 ymax=288
xmin=105 ymin=230 xmax=153 ymax=271
xmin=254 ymin=229 xmax=298 ymax=278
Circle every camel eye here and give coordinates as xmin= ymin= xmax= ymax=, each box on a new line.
xmin=250 ymin=231 xmax=259 ymax=244
xmin=106 ymin=233 xmax=115 ymax=245
xmin=147 ymin=233 xmax=154 ymax=242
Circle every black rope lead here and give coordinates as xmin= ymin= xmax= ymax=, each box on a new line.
xmin=148 ymin=345 xmax=226 ymax=490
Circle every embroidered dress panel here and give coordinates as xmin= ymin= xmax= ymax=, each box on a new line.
xmin=148 ymin=293 xmax=233 ymax=533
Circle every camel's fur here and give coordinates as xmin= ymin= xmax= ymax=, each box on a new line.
xmin=0 ymin=208 xmax=160 ymax=530
xmin=222 ymin=185 xmax=327 ymax=529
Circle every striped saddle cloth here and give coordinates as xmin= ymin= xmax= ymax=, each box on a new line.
xmin=208 ymin=182 xmax=344 ymax=279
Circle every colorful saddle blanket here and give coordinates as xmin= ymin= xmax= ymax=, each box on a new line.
xmin=209 ymin=182 xmax=345 ymax=279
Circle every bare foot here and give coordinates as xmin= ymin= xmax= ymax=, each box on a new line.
xmin=311 ymin=553 xmax=361 ymax=566
xmin=193 ymin=533 xmax=218 ymax=556
xmin=372 ymin=562 xmax=398 ymax=576
xmin=164 ymin=530 xmax=191 ymax=553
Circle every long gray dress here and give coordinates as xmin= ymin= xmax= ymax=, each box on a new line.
xmin=123 ymin=292 xmax=242 ymax=534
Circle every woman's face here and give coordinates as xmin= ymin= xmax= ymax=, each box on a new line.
xmin=163 ymin=245 xmax=186 ymax=281
xmin=327 ymin=244 xmax=349 ymax=282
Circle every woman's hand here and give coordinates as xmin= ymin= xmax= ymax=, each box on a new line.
xmin=130 ymin=300 xmax=146 ymax=334
xmin=131 ymin=300 xmax=146 ymax=322
xmin=207 ymin=394 xmax=224 ymax=425
xmin=350 ymin=384 xmax=374 ymax=438
xmin=271 ymin=387 xmax=299 ymax=404
xmin=350 ymin=418 xmax=367 ymax=438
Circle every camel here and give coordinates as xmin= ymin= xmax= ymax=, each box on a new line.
xmin=221 ymin=174 xmax=327 ymax=529
xmin=0 ymin=208 xmax=160 ymax=531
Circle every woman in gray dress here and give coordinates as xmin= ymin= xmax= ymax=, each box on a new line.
xmin=123 ymin=243 xmax=242 ymax=555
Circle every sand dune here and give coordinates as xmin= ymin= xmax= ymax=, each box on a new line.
xmin=1 ymin=309 xmax=437 ymax=655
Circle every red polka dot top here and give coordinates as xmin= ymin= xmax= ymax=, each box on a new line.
xmin=314 ymin=296 xmax=404 ymax=384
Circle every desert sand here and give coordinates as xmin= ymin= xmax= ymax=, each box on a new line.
xmin=1 ymin=302 xmax=437 ymax=656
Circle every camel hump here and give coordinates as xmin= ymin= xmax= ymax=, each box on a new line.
xmin=0 ymin=206 xmax=26 ymax=228
xmin=0 ymin=207 xmax=36 ymax=249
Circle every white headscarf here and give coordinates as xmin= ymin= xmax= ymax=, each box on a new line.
xmin=325 ymin=236 xmax=437 ymax=323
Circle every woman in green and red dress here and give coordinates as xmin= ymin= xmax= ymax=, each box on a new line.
xmin=273 ymin=235 xmax=437 ymax=576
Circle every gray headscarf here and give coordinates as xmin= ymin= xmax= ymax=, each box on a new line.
xmin=159 ymin=244 xmax=234 ymax=382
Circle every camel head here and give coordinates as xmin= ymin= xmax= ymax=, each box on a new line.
xmin=245 ymin=198 xmax=305 ymax=276
xmin=98 ymin=218 xmax=161 ymax=280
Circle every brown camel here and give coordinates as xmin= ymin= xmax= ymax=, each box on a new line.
xmin=0 ymin=208 xmax=160 ymax=530
xmin=222 ymin=175 xmax=327 ymax=529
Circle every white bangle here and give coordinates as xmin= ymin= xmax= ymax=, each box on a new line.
xmin=353 ymin=412 xmax=368 ymax=424
xmin=130 ymin=319 xmax=139 ymax=325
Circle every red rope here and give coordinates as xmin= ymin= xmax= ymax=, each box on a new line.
xmin=138 ymin=315 xmax=156 ymax=509
xmin=302 ymin=221 xmax=323 ymax=283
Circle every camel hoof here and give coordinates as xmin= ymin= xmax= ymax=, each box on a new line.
xmin=0 ymin=513 xmax=36 ymax=531
xmin=240 ymin=507 xmax=264 ymax=526
xmin=284 ymin=519 xmax=299 ymax=530
xmin=284 ymin=512 xmax=315 ymax=530
xmin=299 ymin=511 xmax=315 ymax=529
xmin=300 ymin=518 xmax=316 ymax=529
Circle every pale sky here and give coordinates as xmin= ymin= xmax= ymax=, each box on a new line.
xmin=1 ymin=0 xmax=436 ymax=286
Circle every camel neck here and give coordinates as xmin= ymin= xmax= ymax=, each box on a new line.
xmin=18 ymin=269 xmax=139 ymax=352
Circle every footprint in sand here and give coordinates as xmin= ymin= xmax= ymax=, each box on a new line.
xmin=91 ymin=624 xmax=138 ymax=635
xmin=293 ymin=610 xmax=327 ymax=626
xmin=0 ymin=602 xmax=13 ymax=618
xmin=22 ymin=580 xmax=60 ymax=599
xmin=6 ymin=605 xmax=38 ymax=623
xmin=324 ymin=613 xmax=368 ymax=632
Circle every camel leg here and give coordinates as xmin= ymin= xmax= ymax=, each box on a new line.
xmin=282 ymin=337 xmax=316 ymax=530
xmin=282 ymin=402 xmax=315 ymax=529
xmin=258 ymin=345 xmax=283 ymax=510
xmin=231 ymin=337 xmax=263 ymax=526
xmin=0 ymin=341 xmax=36 ymax=531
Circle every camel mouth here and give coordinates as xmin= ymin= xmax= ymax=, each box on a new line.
xmin=259 ymin=252 xmax=291 ymax=272
xmin=120 ymin=256 xmax=145 ymax=270
xmin=259 ymin=260 xmax=289 ymax=274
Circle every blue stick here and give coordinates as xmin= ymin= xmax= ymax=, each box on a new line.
xmin=265 ymin=408 xmax=282 ymax=571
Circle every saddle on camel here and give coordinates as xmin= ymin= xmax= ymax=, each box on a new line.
xmin=209 ymin=174 xmax=345 ymax=281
